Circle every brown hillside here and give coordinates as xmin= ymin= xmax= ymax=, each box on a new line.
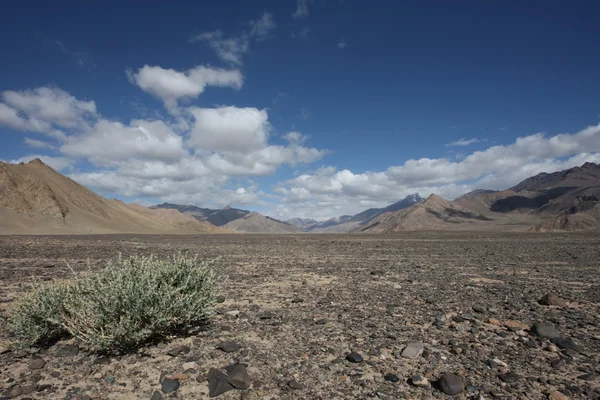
xmin=223 ymin=212 xmax=302 ymax=233
xmin=0 ymin=159 xmax=224 ymax=234
xmin=358 ymin=194 xmax=492 ymax=232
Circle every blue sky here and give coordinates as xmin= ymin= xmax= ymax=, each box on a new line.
xmin=1 ymin=0 xmax=600 ymax=220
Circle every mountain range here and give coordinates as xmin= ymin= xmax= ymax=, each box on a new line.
xmin=1 ymin=159 xmax=599 ymax=234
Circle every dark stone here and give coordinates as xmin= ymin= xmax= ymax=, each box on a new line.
xmin=28 ymin=358 xmax=46 ymax=370
xmin=226 ymin=364 xmax=251 ymax=389
xmin=532 ymin=322 xmax=560 ymax=339
xmin=207 ymin=368 xmax=234 ymax=397
xmin=472 ymin=304 xmax=486 ymax=313
xmin=291 ymin=297 xmax=304 ymax=303
xmin=578 ymin=373 xmax=598 ymax=381
xmin=498 ymin=371 xmax=519 ymax=383
xmin=161 ymin=378 xmax=180 ymax=394
xmin=105 ymin=376 xmax=116 ymax=384
xmin=438 ymin=373 xmax=464 ymax=395
xmin=167 ymin=346 xmax=190 ymax=357
xmin=552 ymin=337 xmax=581 ymax=351
xmin=346 ymin=352 xmax=363 ymax=363
xmin=215 ymin=295 xmax=226 ymax=303
xmin=216 ymin=341 xmax=240 ymax=353
xmin=10 ymin=385 xmax=37 ymax=397
xmin=55 ymin=344 xmax=79 ymax=357
xmin=288 ymin=379 xmax=302 ymax=390
xmin=314 ymin=318 xmax=327 ymax=325
xmin=149 ymin=392 xmax=164 ymax=400
xmin=539 ymin=293 xmax=568 ymax=307
xmin=93 ymin=356 xmax=110 ymax=365
xmin=384 ymin=373 xmax=400 ymax=383
xmin=259 ymin=311 xmax=275 ymax=319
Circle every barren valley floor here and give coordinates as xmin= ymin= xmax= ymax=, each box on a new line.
xmin=1 ymin=233 xmax=599 ymax=399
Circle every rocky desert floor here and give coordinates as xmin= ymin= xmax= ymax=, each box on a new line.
xmin=0 ymin=233 xmax=599 ymax=400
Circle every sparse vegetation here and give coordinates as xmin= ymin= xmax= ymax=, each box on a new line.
xmin=9 ymin=253 xmax=220 ymax=353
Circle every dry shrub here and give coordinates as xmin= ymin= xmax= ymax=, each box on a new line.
xmin=9 ymin=253 xmax=220 ymax=353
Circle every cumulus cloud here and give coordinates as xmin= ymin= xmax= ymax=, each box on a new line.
xmin=61 ymin=119 xmax=188 ymax=165
xmin=337 ymin=39 xmax=347 ymax=49
xmin=188 ymin=106 xmax=270 ymax=152
xmin=0 ymin=85 xmax=328 ymax=210
xmin=293 ymin=0 xmax=310 ymax=19
xmin=0 ymin=87 xmax=96 ymax=140
xmin=273 ymin=124 xmax=600 ymax=219
xmin=128 ymin=65 xmax=242 ymax=111
xmin=190 ymin=12 xmax=275 ymax=65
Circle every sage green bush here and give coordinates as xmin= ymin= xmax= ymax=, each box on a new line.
xmin=9 ymin=253 xmax=219 ymax=353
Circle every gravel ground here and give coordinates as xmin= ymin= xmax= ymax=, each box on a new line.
xmin=0 ymin=232 xmax=599 ymax=399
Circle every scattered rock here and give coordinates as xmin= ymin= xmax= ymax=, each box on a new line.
xmin=258 ymin=311 xmax=275 ymax=319
xmin=384 ymin=373 xmax=400 ymax=383
xmin=488 ymin=318 xmax=502 ymax=326
xmin=166 ymin=373 xmax=189 ymax=381
xmin=216 ymin=341 xmax=240 ymax=353
xmin=411 ymin=375 xmax=430 ymax=387
xmin=498 ymin=371 xmax=519 ymax=383
xmin=548 ymin=391 xmax=569 ymax=400
xmin=149 ymin=391 xmax=164 ymax=400
xmin=577 ymin=373 xmax=598 ymax=381
xmin=208 ymin=368 xmax=234 ymax=397
xmin=226 ymin=364 xmax=251 ymax=390
xmin=346 ymin=352 xmax=364 ymax=363
xmin=539 ymin=293 xmax=568 ymax=308
xmin=400 ymin=342 xmax=423 ymax=359
xmin=161 ymin=378 xmax=180 ymax=393
xmin=55 ymin=344 xmax=79 ymax=357
xmin=0 ymin=347 xmax=10 ymax=355
xmin=167 ymin=345 xmax=190 ymax=357
xmin=28 ymin=358 xmax=46 ymax=370
xmin=225 ymin=310 xmax=240 ymax=317
xmin=473 ymin=304 xmax=486 ymax=313
xmin=288 ymin=379 xmax=302 ymax=390
xmin=503 ymin=320 xmax=529 ymax=330
xmin=438 ymin=373 xmax=464 ymax=395
xmin=182 ymin=361 xmax=198 ymax=371
xmin=532 ymin=322 xmax=560 ymax=339
xmin=551 ymin=337 xmax=581 ymax=351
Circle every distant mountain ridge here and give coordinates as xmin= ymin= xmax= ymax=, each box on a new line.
xmin=305 ymin=193 xmax=424 ymax=232
xmin=152 ymin=203 xmax=250 ymax=226
xmin=223 ymin=212 xmax=302 ymax=233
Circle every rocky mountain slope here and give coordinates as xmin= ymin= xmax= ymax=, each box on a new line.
xmin=358 ymin=194 xmax=492 ymax=232
xmin=510 ymin=162 xmax=600 ymax=192
xmin=285 ymin=218 xmax=319 ymax=229
xmin=223 ymin=212 xmax=302 ymax=233
xmin=152 ymin=203 xmax=250 ymax=226
xmin=0 ymin=159 xmax=224 ymax=234
xmin=307 ymin=194 xmax=424 ymax=233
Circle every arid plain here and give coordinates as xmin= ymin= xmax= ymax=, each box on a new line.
xmin=1 ymin=233 xmax=599 ymax=399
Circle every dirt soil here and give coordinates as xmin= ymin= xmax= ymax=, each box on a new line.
xmin=0 ymin=233 xmax=599 ymax=399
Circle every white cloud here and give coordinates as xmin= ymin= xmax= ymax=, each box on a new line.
xmin=283 ymin=131 xmax=308 ymax=144
xmin=188 ymin=106 xmax=270 ymax=153
xmin=273 ymin=124 xmax=600 ymax=219
xmin=128 ymin=65 xmax=242 ymax=111
xmin=337 ymin=39 xmax=347 ymax=49
xmin=446 ymin=137 xmax=481 ymax=147
xmin=61 ymin=119 xmax=187 ymax=165
xmin=0 ymin=85 xmax=328 ymax=212
xmin=0 ymin=87 xmax=96 ymax=140
xmin=293 ymin=0 xmax=310 ymax=19
xmin=7 ymin=155 xmax=74 ymax=171
xmin=190 ymin=12 xmax=275 ymax=65
xmin=24 ymin=137 xmax=56 ymax=150
xmin=250 ymin=12 xmax=275 ymax=39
